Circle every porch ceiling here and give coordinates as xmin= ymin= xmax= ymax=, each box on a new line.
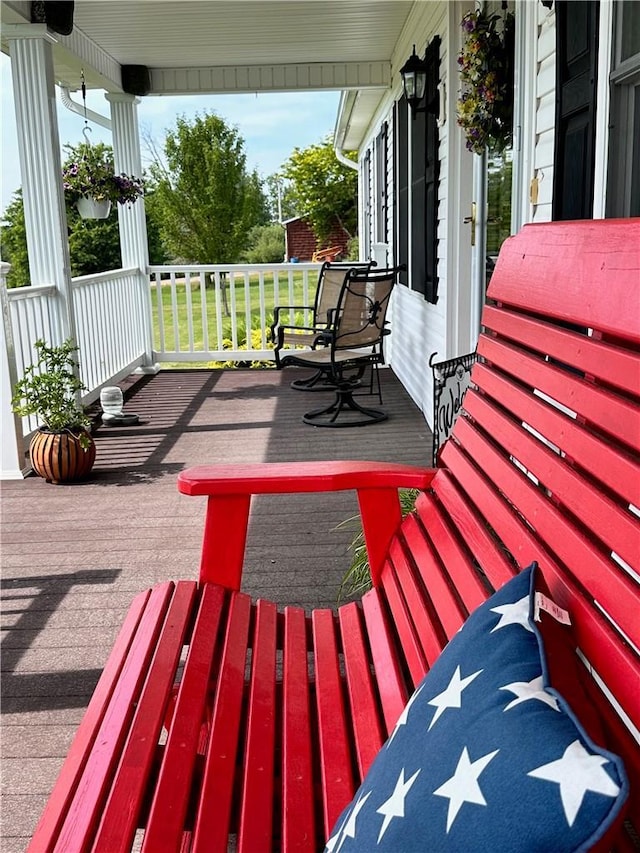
xmin=2 ymin=0 xmax=414 ymax=148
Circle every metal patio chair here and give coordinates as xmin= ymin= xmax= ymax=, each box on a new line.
xmin=279 ymin=265 xmax=403 ymax=427
xmin=270 ymin=261 xmax=374 ymax=390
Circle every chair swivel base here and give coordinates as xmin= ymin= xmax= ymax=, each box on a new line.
xmin=303 ymin=390 xmax=388 ymax=427
xmin=290 ymin=364 xmax=371 ymax=394
xmin=290 ymin=369 xmax=337 ymax=392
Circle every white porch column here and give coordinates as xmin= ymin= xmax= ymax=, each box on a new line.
xmin=105 ymin=92 xmax=158 ymax=371
xmin=0 ymin=264 xmax=28 ymax=479
xmin=6 ymin=25 xmax=76 ymax=344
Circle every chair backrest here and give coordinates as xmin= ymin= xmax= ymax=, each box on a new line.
xmin=332 ymin=266 xmax=398 ymax=351
xmin=314 ymin=261 xmax=374 ymax=325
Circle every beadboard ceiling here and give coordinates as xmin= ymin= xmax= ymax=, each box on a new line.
xmin=1 ymin=0 xmax=416 ymax=148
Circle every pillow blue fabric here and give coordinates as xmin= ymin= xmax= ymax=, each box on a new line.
xmin=325 ymin=564 xmax=628 ymax=852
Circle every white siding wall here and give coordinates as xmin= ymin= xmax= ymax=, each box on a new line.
xmin=359 ymin=2 xmax=450 ymax=428
xmin=531 ymin=4 xmax=557 ymax=223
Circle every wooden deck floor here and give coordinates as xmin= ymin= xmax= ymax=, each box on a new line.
xmin=0 ymin=367 xmax=432 ymax=851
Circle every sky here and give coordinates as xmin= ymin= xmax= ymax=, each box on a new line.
xmin=0 ymin=52 xmax=341 ymax=214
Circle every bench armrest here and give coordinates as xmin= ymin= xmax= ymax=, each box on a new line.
xmin=178 ymin=462 xmax=435 ymax=589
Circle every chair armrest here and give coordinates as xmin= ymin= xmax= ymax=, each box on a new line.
xmin=270 ymin=305 xmax=314 ymax=343
xmin=178 ymin=462 xmax=435 ymax=589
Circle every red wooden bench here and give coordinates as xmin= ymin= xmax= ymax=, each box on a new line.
xmin=28 ymin=220 xmax=639 ymax=852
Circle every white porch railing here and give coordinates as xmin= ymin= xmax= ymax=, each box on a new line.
xmin=1 ymin=260 xmax=323 ymax=478
xmin=149 ymin=263 xmax=321 ymax=362
xmin=4 ymin=267 xmax=149 ymax=437
xmin=72 ymin=267 xmax=147 ymax=391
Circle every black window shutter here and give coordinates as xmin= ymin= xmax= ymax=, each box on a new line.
xmin=552 ymin=1 xmax=599 ymax=220
xmin=396 ymin=97 xmax=409 ymax=286
xmin=423 ymin=35 xmax=440 ymax=303
xmin=408 ymin=36 xmax=440 ymax=302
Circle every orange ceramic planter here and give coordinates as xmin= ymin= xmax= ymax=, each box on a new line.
xmin=29 ymin=429 xmax=96 ymax=484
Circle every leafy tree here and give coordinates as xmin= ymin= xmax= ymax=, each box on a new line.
xmin=242 ymin=224 xmax=285 ymax=264
xmin=1 ymin=191 xmax=30 ymax=288
xmin=146 ymin=113 xmax=269 ymax=263
xmin=264 ymin=174 xmax=296 ymax=223
xmin=281 ymin=135 xmax=358 ymax=243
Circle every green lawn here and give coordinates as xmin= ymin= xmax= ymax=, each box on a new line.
xmin=151 ymin=270 xmax=317 ymax=359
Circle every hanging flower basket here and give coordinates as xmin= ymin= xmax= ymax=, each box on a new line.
xmin=75 ymin=197 xmax=112 ymax=220
xmin=62 ymin=142 xmax=144 ymax=218
xmin=456 ymin=9 xmax=515 ymax=155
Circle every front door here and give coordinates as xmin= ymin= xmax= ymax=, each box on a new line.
xmin=469 ymin=1 xmax=515 ymax=332
xmin=552 ymin=0 xmax=600 ymax=220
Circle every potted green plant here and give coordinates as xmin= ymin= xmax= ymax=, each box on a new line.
xmin=62 ymin=142 xmax=144 ymax=219
xmin=11 ymin=338 xmax=97 ymax=483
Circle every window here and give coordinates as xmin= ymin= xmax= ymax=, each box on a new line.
xmin=375 ymin=122 xmax=388 ymax=243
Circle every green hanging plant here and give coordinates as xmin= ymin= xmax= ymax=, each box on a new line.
xmin=62 ymin=142 xmax=144 ymax=205
xmin=456 ymin=9 xmax=515 ymax=155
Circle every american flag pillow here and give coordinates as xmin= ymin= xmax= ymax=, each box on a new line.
xmin=325 ymin=563 xmax=628 ymax=852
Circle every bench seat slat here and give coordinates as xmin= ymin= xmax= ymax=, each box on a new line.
xmin=28 ymin=588 xmax=153 ymax=853
xmin=142 ymin=583 xmax=227 ymax=853
xmin=312 ymin=609 xmax=355 ymax=838
xmin=463 ymin=388 xmax=640 ymax=572
xmin=482 ymin=304 xmax=639 ymax=396
xmin=472 ymin=362 xmax=640 ymax=509
xmin=478 ymin=335 xmax=638 ymax=450
xmin=338 ymin=603 xmax=385 ymax=777
xmin=238 ymin=599 xmax=278 ymax=853
xmin=192 ymin=592 xmax=253 ymax=852
xmin=52 ymin=582 xmax=177 ymax=853
xmin=95 ymin=581 xmax=198 ymax=851
xmin=453 ymin=415 xmax=640 ymax=648
xmin=282 ymin=607 xmax=316 ymax=852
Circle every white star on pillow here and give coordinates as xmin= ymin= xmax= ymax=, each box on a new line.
xmin=500 ymin=675 xmax=559 ymax=712
xmin=528 ymin=740 xmax=620 ymax=826
xmin=490 ymin=595 xmax=533 ymax=633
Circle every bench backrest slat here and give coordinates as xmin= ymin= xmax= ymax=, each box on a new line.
xmin=414 ymin=492 xmax=491 ymax=613
xmin=477 ymin=333 xmax=638 ymax=449
xmin=484 ymin=219 xmax=640 ymax=341
xmin=471 ymin=361 xmax=640 ymax=507
xmin=376 ymin=552 xmax=430 ymax=684
xmin=482 ymin=304 xmax=639 ymax=396
xmin=462 ymin=387 xmax=639 ymax=581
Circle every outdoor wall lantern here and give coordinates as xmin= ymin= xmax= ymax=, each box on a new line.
xmin=400 ymin=45 xmax=428 ymax=118
xmin=400 ymin=45 xmax=440 ymax=119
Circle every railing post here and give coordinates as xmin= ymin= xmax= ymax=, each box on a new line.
xmin=0 ymin=264 xmax=29 ymax=479
xmin=106 ymin=93 xmax=158 ymax=373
